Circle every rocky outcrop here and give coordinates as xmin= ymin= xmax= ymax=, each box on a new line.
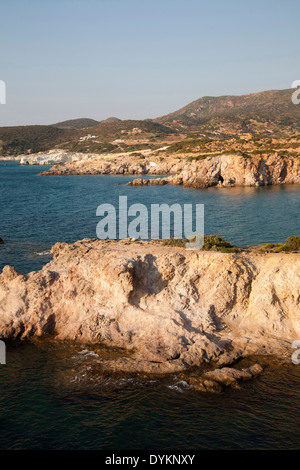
xmin=0 ymin=239 xmax=299 ymax=373
xmin=40 ymin=154 xmax=300 ymax=188
xmin=127 ymin=154 xmax=300 ymax=188
xmin=188 ymin=363 xmax=264 ymax=393
xmin=20 ymin=149 xmax=94 ymax=166
xmin=40 ymin=153 xmax=182 ymax=176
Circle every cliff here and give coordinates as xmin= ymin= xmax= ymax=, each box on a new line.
xmin=0 ymin=239 xmax=299 ymax=373
xmin=128 ymin=154 xmax=300 ymax=188
xmin=40 ymin=154 xmax=300 ymax=188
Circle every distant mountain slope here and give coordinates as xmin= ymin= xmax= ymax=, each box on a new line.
xmin=0 ymin=119 xmax=174 ymax=156
xmin=1 ymin=88 xmax=299 ymax=157
xmin=88 ymin=119 xmax=174 ymax=139
xmin=52 ymin=118 xmax=99 ymax=129
xmin=101 ymin=117 xmax=122 ymax=123
xmin=0 ymin=125 xmax=75 ymax=156
xmin=58 ymin=119 xmax=176 ymax=153
xmin=157 ymin=89 xmax=300 ymax=133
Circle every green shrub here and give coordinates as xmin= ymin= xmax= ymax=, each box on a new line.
xmin=259 ymin=236 xmax=300 ymax=253
xmin=161 ymin=234 xmax=238 ymax=252
xmin=187 ymin=154 xmax=212 ymax=162
xmin=285 ymin=236 xmax=300 ymax=250
xmin=224 ymin=150 xmax=251 ymax=158
xmin=162 ymin=237 xmax=186 ymax=247
xmin=129 ymin=152 xmax=144 ymax=158
xmin=239 ymin=151 xmax=251 ymax=158
xmin=201 ymin=234 xmax=238 ymax=252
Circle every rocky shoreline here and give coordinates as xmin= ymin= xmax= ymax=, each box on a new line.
xmin=40 ymin=153 xmax=300 ymax=188
xmin=0 ymin=239 xmax=299 ymax=382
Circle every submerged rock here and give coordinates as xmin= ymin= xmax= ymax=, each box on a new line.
xmin=188 ymin=363 xmax=264 ymax=393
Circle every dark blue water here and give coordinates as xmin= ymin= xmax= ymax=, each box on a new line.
xmin=0 ymin=340 xmax=300 ymax=450
xmin=0 ymin=161 xmax=299 ymax=273
xmin=0 ymin=160 xmax=300 ymax=450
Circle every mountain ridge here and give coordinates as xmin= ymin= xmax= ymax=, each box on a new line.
xmin=52 ymin=118 xmax=99 ymax=129
xmin=1 ymin=88 xmax=300 ymax=156
xmin=156 ymin=88 xmax=300 ymax=134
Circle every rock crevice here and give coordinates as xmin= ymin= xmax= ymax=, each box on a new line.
xmin=0 ymin=239 xmax=299 ymax=373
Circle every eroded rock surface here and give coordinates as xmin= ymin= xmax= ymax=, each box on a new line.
xmin=0 ymin=239 xmax=299 ymax=373
xmin=40 ymin=154 xmax=300 ymax=188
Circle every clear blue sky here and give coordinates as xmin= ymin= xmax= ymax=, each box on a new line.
xmin=0 ymin=0 xmax=299 ymax=126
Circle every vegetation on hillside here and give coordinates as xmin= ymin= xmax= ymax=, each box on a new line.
xmin=0 ymin=119 xmax=174 ymax=156
xmin=2 ymin=89 xmax=300 ymax=157
xmin=52 ymin=118 xmax=99 ymax=129
xmin=157 ymin=89 xmax=300 ymax=135
xmin=60 ymin=141 xmax=119 ymax=154
xmin=85 ymin=119 xmax=174 ymax=140
xmin=0 ymin=126 xmax=75 ymax=156
xmin=162 ymin=237 xmax=186 ymax=247
xmin=162 ymin=235 xmax=238 ymax=252
xmin=162 ymin=234 xmax=300 ymax=253
xmin=259 ymin=236 xmax=300 ymax=253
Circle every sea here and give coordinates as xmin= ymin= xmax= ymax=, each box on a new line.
xmin=0 ymin=160 xmax=299 ymax=450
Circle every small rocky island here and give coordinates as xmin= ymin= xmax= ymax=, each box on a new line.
xmin=0 ymin=237 xmax=299 ymax=391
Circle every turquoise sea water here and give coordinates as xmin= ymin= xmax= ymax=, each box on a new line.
xmin=0 ymin=160 xmax=300 ymax=450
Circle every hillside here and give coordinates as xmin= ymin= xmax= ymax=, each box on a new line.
xmin=52 ymin=118 xmax=99 ymax=129
xmin=0 ymin=125 xmax=76 ymax=156
xmin=83 ymin=119 xmax=174 ymax=139
xmin=58 ymin=119 xmax=176 ymax=154
xmin=101 ymin=117 xmax=122 ymax=123
xmin=0 ymin=119 xmax=175 ymax=156
xmin=1 ymin=89 xmax=300 ymax=157
xmin=157 ymin=89 xmax=300 ymax=135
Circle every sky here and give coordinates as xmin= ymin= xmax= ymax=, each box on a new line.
xmin=0 ymin=0 xmax=299 ymax=126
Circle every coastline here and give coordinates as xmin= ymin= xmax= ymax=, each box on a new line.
xmin=1 ymin=238 xmax=299 ymax=380
xmin=38 ymin=152 xmax=300 ymax=189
